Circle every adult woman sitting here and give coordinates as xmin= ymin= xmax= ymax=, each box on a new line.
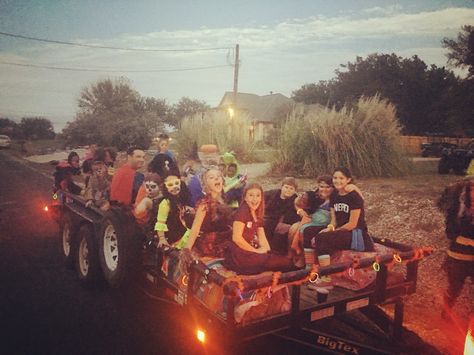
xmin=304 ymin=167 xmax=374 ymax=260
xmin=224 ymin=182 xmax=297 ymax=275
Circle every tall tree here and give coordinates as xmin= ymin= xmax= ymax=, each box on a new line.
xmin=442 ymin=25 xmax=474 ymax=78
xmin=0 ymin=118 xmax=22 ymax=138
xmin=170 ymin=97 xmax=210 ymax=127
xmin=20 ymin=117 xmax=55 ymax=140
xmin=64 ymin=78 xmax=165 ymax=150
xmin=292 ymin=53 xmax=466 ymax=135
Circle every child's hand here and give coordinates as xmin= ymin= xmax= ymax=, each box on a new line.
xmin=296 ymin=208 xmax=308 ymax=219
xmin=85 ymin=200 xmax=93 ymax=208
xmin=157 ymin=235 xmax=170 ymax=248
xmin=345 ymin=184 xmax=363 ymax=198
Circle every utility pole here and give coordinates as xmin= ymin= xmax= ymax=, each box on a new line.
xmin=232 ymin=44 xmax=239 ymax=108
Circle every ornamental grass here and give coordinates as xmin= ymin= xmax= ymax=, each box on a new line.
xmin=273 ymin=95 xmax=411 ymax=177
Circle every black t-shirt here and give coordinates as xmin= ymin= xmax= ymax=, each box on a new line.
xmin=264 ymin=189 xmax=298 ymax=225
xmin=330 ymin=190 xmax=367 ymax=233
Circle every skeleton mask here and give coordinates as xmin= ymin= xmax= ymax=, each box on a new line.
xmin=164 ymin=175 xmax=181 ymax=196
xmin=144 ymin=181 xmax=160 ymax=198
xmin=143 ymin=173 xmax=161 ymax=198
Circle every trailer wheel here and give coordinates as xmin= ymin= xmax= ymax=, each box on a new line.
xmin=76 ymin=223 xmax=101 ymax=286
xmin=59 ymin=213 xmax=77 ymax=269
xmin=438 ymin=156 xmax=450 ymax=174
xmin=98 ymin=212 xmax=139 ymax=288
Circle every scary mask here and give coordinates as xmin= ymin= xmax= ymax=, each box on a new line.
xmin=164 ymin=175 xmax=181 ymax=196
xmin=143 ymin=173 xmax=161 ymax=198
xmin=92 ymin=161 xmax=107 ymax=178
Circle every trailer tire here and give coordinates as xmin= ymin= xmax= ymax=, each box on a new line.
xmin=59 ymin=212 xmax=77 ymax=269
xmin=76 ymin=223 xmax=101 ymax=287
xmin=98 ymin=212 xmax=140 ymax=288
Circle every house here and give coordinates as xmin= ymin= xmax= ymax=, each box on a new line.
xmin=217 ymin=92 xmax=294 ymax=141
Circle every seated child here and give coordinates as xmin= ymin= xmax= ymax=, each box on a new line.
xmin=53 ymin=151 xmax=82 ymax=195
xmin=84 ymin=161 xmax=110 ymax=211
xmin=133 ymin=173 xmax=162 ymax=227
xmin=224 ymin=163 xmax=247 ymax=208
xmin=154 ymin=170 xmax=193 ymax=249
xmin=224 ymin=182 xmax=297 ymax=275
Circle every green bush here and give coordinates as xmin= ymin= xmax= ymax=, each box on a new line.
xmin=175 ymin=110 xmax=256 ymax=161
xmin=272 ymin=95 xmax=411 ymax=177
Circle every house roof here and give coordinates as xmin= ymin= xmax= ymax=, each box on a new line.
xmin=218 ymin=91 xmax=294 ymax=122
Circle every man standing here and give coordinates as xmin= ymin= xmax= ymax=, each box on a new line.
xmin=110 ymin=147 xmax=145 ymax=206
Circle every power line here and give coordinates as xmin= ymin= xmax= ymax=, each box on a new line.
xmin=0 ymin=31 xmax=232 ymax=52
xmin=0 ymin=60 xmax=231 ymax=73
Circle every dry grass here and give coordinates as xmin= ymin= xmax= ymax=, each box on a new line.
xmin=273 ymin=95 xmax=412 ymax=177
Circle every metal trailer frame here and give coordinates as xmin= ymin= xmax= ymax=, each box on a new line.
xmin=52 ymin=190 xmax=432 ymax=354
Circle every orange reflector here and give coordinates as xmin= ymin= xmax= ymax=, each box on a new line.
xmin=196 ymin=329 xmax=206 ymax=343
xmin=43 ymin=206 xmax=49 ymax=212
xmin=465 ymin=318 xmax=474 ymax=355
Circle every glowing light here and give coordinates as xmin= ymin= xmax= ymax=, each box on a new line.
xmin=196 ymin=329 xmax=206 ymax=343
xmin=52 ymin=193 xmax=58 ymax=200
xmin=43 ymin=206 xmax=49 ymax=212
xmin=372 ymin=262 xmax=380 ymax=272
xmin=465 ymin=318 xmax=474 ymax=355
xmin=228 ymin=107 xmax=234 ymax=118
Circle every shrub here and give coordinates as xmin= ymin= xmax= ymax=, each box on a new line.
xmin=272 ymin=95 xmax=411 ymax=177
xmin=175 ymin=110 xmax=256 ymax=161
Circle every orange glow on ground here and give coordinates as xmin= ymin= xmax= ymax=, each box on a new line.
xmin=196 ymin=329 xmax=206 ymax=343
xmin=465 ymin=319 xmax=474 ymax=355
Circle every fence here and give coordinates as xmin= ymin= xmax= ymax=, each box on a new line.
xmin=401 ymin=136 xmax=473 ymax=155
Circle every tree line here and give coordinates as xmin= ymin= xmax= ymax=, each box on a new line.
xmin=0 ymin=117 xmax=55 ymax=140
xmin=291 ymin=25 xmax=474 ymax=136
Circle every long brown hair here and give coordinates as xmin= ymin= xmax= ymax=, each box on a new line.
xmin=242 ymin=182 xmax=265 ymax=221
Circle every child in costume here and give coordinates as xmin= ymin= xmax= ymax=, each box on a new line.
xmin=84 ymin=161 xmax=110 ymax=211
xmin=224 ymin=163 xmax=247 ymax=208
xmin=437 ymin=179 xmax=474 ymax=320
xmin=133 ymin=172 xmax=162 ymax=228
xmin=183 ymin=166 xmax=233 ymax=257
xmin=154 ymin=169 xmax=192 ymax=249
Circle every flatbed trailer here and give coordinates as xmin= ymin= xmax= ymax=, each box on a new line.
xmin=51 ymin=189 xmax=435 ymax=354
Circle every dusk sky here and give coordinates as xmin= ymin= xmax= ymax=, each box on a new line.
xmin=0 ymin=0 xmax=473 ymax=131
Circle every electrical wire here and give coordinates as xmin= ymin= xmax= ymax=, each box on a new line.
xmin=0 ymin=60 xmax=231 ymax=73
xmin=0 ymin=31 xmax=232 ymax=52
